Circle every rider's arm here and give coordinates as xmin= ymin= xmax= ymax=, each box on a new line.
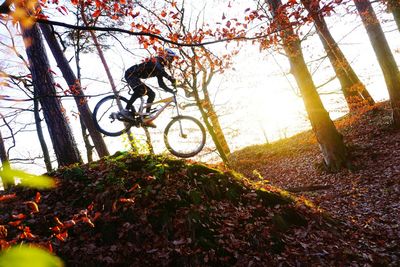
xmin=157 ymin=76 xmax=174 ymax=93
xmin=154 ymin=60 xmax=175 ymax=93
xmin=155 ymin=61 xmax=174 ymax=82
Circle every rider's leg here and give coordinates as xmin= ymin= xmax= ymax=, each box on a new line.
xmin=126 ymin=78 xmax=146 ymax=112
xmin=145 ymin=87 xmax=155 ymax=114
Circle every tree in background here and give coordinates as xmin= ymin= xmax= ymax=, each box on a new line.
xmin=10 ymin=0 xmax=83 ymax=166
xmin=301 ymin=0 xmax=375 ymax=111
xmin=1 ymin=20 xmax=53 ymax=171
xmin=265 ymin=0 xmax=349 ymax=170
xmin=385 ymin=0 xmax=400 ymax=31
xmin=178 ymin=46 xmax=232 ymax=164
xmin=354 ymin=0 xmax=400 ymax=127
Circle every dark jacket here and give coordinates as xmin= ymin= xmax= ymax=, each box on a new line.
xmin=125 ymin=57 xmax=174 ymax=92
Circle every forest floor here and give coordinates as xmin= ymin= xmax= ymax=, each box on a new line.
xmin=0 ymin=102 xmax=399 ymax=266
xmin=230 ymin=102 xmax=400 ymax=264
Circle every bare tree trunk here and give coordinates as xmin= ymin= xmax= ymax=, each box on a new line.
xmin=192 ymin=87 xmax=230 ymax=164
xmin=0 ymin=129 xmax=11 ymax=188
xmin=354 ymin=0 xmax=400 ymax=127
xmin=202 ymin=95 xmax=231 ymax=157
xmin=39 ymin=23 xmax=110 ymax=158
xmin=79 ymin=4 xmax=136 ymax=148
xmin=80 ymin=117 xmax=94 ymax=162
xmin=33 ymin=90 xmax=52 ymax=172
xmin=301 ymin=0 xmax=374 ymax=111
xmin=21 ymin=23 xmax=82 ymax=167
xmin=387 ymin=0 xmax=400 ymax=31
xmin=268 ymin=0 xmax=349 ymax=171
xmin=143 ymin=128 xmax=154 ymax=155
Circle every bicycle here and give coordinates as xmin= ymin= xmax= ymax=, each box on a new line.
xmin=92 ymin=88 xmax=206 ymax=158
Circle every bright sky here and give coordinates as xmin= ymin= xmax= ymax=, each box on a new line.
xmin=0 ymin=0 xmax=399 ymax=174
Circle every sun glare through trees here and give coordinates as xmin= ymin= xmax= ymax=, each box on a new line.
xmin=0 ymin=0 xmax=399 ymax=265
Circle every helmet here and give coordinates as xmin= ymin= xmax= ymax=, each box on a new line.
xmin=163 ymin=48 xmax=178 ymax=62
xmin=165 ymin=48 xmax=177 ymax=57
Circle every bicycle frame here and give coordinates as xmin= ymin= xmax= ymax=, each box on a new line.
xmin=136 ymin=93 xmax=181 ymax=122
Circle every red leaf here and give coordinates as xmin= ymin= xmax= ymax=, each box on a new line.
xmin=93 ymin=9 xmax=101 ymax=17
xmin=55 ymin=231 xmax=68 ymax=242
xmin=11 ymin=213 xmax=26 ymax=220
xmin=35 ymin=192 xmax=41 ymax=204
xmin=8 ymin=220 xmax=22 ymax=227
xmin=0 ymin=193 xmax=16 ymax=202
xmin=127 ymin=183 xmax=139 ymax=192
xmin=161 ymin=10 xmax=167 ymax=17
xmin=25 ymin=201 xmax=39 ymax=213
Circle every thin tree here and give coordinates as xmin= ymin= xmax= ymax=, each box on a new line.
xmin=354 ymin=0 xmax=400 ymax=127
xmin=78 ymin=0 xmax=137 ymax=148
xmin=179 ymin=47 xmax=231 ymax=164
xmin=386 ymin=0 xmax=400 ymax=31
xmin=267 ymin=0 xmax=349 ymax=170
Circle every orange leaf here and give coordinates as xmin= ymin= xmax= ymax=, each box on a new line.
xmin=11 ymin=213 xmax=26 ymax=220
xmin=92 ymin=212 xmax=101 ymax=221
xmin=118 ymin=198 xmax=135 ymax=203
xmin=82 ymin=217 xmax=95 ymax=228
xmin=50 ymin=226 xmax=61 ymax=233
xmin=120 ymin=0 xmax=126 ymax=4
xmin=55 ymin=231 xmax=68 ymax=242
xmin=25 ymin=201 xmax=39 ymax=213
xmin=0 ymin=193 xmax=16 ymax=202
xmin=87 ymin=202 xmax=94 ymax=211
xmin=161 ymin=10 xmax=167 ymax=17
xmin=93 ymin=9 xmax=101 ymax=17
xmin=8 ymin=220 xmax=22 ymax=227
xmin=63 ymin=220 xmax=76 ymax=229
xmin=35 ymin=192 xmax=41 ymax=203
xmin=127 ymin=183 xmax=139 ymax=192
xmin=53 ymin=217 xmax=63 ymax=227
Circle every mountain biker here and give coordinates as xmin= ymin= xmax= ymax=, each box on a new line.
xmin=121 ymin=48 xmax=178 ymax=128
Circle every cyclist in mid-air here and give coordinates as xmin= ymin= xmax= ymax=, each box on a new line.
xmin=121 ymin=48 xmax=178 ymax=127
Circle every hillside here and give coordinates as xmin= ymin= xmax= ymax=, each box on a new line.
xmin=230 ymin=102 xmax=400 ymax=264
xmin=0 ymin=104 xmax=398 ymax=266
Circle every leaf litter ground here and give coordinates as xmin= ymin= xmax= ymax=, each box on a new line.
xmin=0 ymin=103 xmax=398 ymax=266
xmin=231 ymin=102 xmax=399 ymax=265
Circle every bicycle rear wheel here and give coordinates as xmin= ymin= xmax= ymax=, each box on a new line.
xmin=92 ymin=95 xmax=133 ymax=137
xmin=164 ymin=116 xmax=206 ymax=158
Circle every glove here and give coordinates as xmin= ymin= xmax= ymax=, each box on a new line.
xmin=171 ymin=78 xmax=177 ymax=87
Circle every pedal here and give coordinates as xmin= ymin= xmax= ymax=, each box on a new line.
xmin=109 ymin=112 xmax=118 ymax=120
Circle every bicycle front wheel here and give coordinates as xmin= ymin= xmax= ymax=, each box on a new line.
xmin=92 ymin=95 xmax=133 ymax=137
xmin=164 ymin=116 xmax=206 ymax=158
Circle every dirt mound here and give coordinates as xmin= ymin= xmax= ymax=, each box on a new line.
xmin=0 ymin=152 xmax=377 ymax=266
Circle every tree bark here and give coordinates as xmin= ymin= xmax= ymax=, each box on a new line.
xmin=387 ymin=0 xmax=400 ymax=31
xmin=21 ymin=23 xmax=82 ymax=167
xmin=301 ymin=0 xmax=374 ymax=111
xmin=354 ymin=0 xmax=400 ymax=127
xmin=268 ymin=0 xmax=349 ymax=171
xmin=33 ymin=90 xmax=52 ymax=172
xmin=39 ymin=23 xmax=110 ymax=158
xmin=0 ymin=129 xmax=11 ymax=188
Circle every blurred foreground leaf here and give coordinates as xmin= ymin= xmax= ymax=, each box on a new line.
xmin=0 ymin=169 xmax=55 ymax=189
xmin=0 ymin=245 xmax=63 ymax=267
